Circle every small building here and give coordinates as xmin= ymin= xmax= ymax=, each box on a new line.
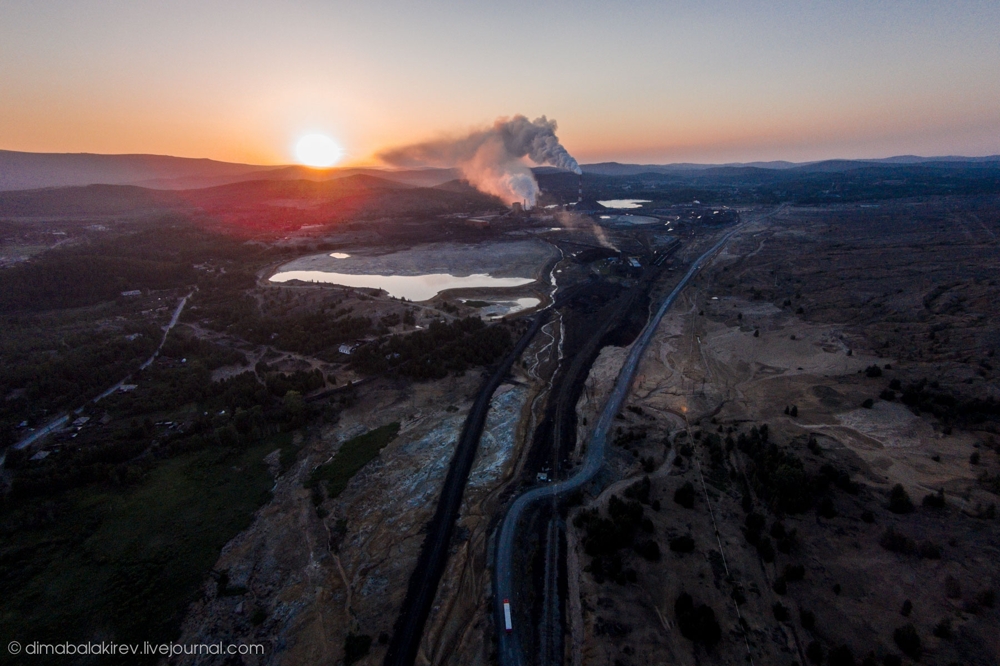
xmin=338 ymin=344 xmax=357 ymax=355
xmin=120 ymin=289 xmax=142 ymax=297
xmin=118 ymin=384 xmax=138 ymax=393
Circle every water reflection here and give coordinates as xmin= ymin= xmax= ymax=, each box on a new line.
xmin=467 ymin=297 xmax=542 ymax=318
xmin=598 ymin=199 xmax=651 ymax=209
xmin=269 ymin=271 xmax=534 ymax=301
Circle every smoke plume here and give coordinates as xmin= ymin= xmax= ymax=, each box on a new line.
xmin=378 ymin=115 xmax=581 ymax=208
xmin=554 ymin=210 xmax=619 ymax=252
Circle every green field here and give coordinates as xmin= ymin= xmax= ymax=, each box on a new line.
xmin=309 ymin=423 xmax=400 ymax=501
xmin=0 ymin=433 xmax=294 ymax=665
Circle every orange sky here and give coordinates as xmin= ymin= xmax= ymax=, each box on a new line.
xmin=2 ymin=1 xmax=999 ymax=165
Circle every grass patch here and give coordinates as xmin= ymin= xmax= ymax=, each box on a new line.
xmin=309 ymin=423 xmax=400 ymax=502
xmin=0 ymin=437 xmax=280 ymax=664
xmin=273 ymin=431 xmax=303 ymax=473
xmin=463 ymin=300 xmax=492 ymax=308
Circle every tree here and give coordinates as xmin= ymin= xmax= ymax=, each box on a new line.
xmin=344 ymin=633 xmax=372 ymax=665
xmin=674 ymin=482 xmax=696 ymax=508
xmin=282 ymin=390 xmax=306 ymax=428
xmin=888 ymin=484 xmax=914 ymax=514
xmin=674 ymin=593 xmax=721 ymax=647
xmin=806 ymin=640 xmax=824 ymax=664
xmin=893 ymin=623 xmax=921 ymax=660
xmin=828 ymin=645 xmax=856 ymax=666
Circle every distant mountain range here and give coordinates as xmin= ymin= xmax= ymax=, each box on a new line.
xmin=576 ymin=155 xmax=1000 ymax=176
xmin=0 ymin=150 xmax=461 ymax=192
xmin=2 ymin=149 xmax=1000 ymax=192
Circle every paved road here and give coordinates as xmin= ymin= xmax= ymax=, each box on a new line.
xmin=94 ymin=290 xmax=192 ymax=401
xmin=383 ymin=311 xmax=552 ymax=666
xmin=12 ymin=414 xmax=70 ymax=452
xmin=494 ymin=226 xmax=742 ymax=666
xmin=11 ymin=291 xmax=193 ymax=456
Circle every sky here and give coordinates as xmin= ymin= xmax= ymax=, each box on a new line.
xmin=2 ymin=0 xmax=999 ymax=166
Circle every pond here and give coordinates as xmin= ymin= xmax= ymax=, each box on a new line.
xmin=269 ymin=271 xmax=535 ymax=301
xmin=598 ymin=199 xmax=651 ymax=209
xmin=464 ymin=297 xmax=542 ymax=318
xmin=599 ymin=214 xmax=662 ymax=226
xmin=270 ymin=241 xmax=553 ymax=301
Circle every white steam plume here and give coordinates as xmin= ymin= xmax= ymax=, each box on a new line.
xmin=378 ymin=115 xmax=581 ymax=208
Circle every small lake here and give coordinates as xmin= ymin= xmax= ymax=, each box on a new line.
xmin=598 ymin=199 xmax=651 ymax=209
xmin=269 ymin=271 xmax=534 ymax=301
xmin=465 ymin=297 xmax=541 ymax=318
xmin=599 ymin=214 xmax=661 ymax=226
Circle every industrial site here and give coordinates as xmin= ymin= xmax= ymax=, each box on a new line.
xmin=1 ymin=142 xmax=998 ymax=666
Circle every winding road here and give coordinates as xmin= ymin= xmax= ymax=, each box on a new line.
xmin=494 ymin=226 xmax=743 ymax=666
xmin=383 ymin=310 xmax=552 ymax=666
xmin=12 ymin=291 xmax=193 ymax=454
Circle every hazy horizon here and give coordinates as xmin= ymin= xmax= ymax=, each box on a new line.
xmin=2 ymin=1 xmax=999 ymax=166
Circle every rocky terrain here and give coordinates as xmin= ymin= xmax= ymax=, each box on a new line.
xmin=567 ymin=198 xmax=1000 ymax=666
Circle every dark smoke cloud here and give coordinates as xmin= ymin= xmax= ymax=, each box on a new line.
xmin=378 ymin=115 xmax=581 ymax=207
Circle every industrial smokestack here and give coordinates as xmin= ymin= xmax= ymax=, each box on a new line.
xmin=378 ymin=115 xmax=581 ymax=208
xmin=578 ymin=173 xmax=583 ymax=204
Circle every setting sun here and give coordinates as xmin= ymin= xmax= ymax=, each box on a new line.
xmin=295 ymin=134 xmax=343 ymax=167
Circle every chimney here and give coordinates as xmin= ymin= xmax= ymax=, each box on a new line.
xmin=577 ymin=174 xmax=583 ymax=203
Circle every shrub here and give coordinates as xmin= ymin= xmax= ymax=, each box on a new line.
xmin=635 ymin=540 xmax=661 ymax=561
xmin=800 ymin=608 xmax=816 ymax=630
xmin=918 ymin=541 xmax=941 ymax=559
xmin=790 ymin=405 xmax=799 ymax=417
xmin=893 ymin=623 xmax=921 ymax=660
xmin=861 ymin=510 xmax=875 ymax=523
xmin=900 ymin=599 xmax=912 ymax=617
xmin=624 ymin=476 xmax=651 ymax=504
xmin=674 ymin=482 xmax=696 ymax=508
xmin=882 ymin=655 xmax=901 ymax=666
xmin=772 ymin=602 xmax=790 ymax=621
xmin=784 ymin=564 xmax=806 ymax=582
xmin=921 ymin=489 xmax=946 ymax=508
xmin=669 ymin=535 xmax=695 ymax=553
xmin=674 ymin=593 xmax=721 ymax=646
xmin=945 ymin=575 xmax=961 ymax=599
xmin=865 ymin=365 xmax=883 ymax=378
xmin=971 ymin=451 xmax=981 ymax=465
xmin=744 ymin=511 xmax=766 ymax=544
xmin=932 ymin=618 xmax=952 ymax=639
xmin=862 ymin=398 xmax=875 ymax=409
xmin=344 ymin=633 xmax=372 ymax=665
xmin=880 ymin=527 xmax=914 ymax=554
xmin=888 ymin=484 xmax=914 ymax=513
xmin=806 ymin=640 xmax=824 ymax=664
xmin=773 ymin=576 xmax=787 ymax=595
xmin=818 ymin=496 xmax=838 ymax=518
xmin=828 ymin=645 xmax=856 ymax=666
xmin=757 ymin=536 xmax=776 ymax=562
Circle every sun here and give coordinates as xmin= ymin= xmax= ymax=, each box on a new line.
xmin=295 ymin=134 xmax=343 ymax=167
